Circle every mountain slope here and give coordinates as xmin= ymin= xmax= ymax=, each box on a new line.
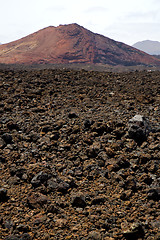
xmin=133 ymin=40 xmax=160 ymax=55
xmin=0 ymin=24 xmax=160 ymax=66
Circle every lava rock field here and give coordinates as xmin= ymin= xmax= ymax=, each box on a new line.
xmin=0 ymin=68 xmax=160 ymax=239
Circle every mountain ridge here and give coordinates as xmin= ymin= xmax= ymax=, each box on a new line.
xmin=0 ymin=23 xmax=160 ymax=66
xmin=133 ymin=40 xmax=160 ymax=55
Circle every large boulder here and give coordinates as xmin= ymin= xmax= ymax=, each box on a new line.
xmin=128 ymin=115 xmax=151 ymax=143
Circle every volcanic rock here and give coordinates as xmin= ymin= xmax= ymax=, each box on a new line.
xmin=2 ymin=133 xmax=12 ymax=144
xmin=31 ymin=171 xmax=50 ymax=187
xmin=27 ymin=192 xmax=49 ymax=209
xmin=71 ymin=192 xmax=87 ymax=208
xmin=0 ymin=68 xmax=159 ymax=239
xmin=122 ymin=222 xmax=145 ymax=240
xmin=147 ymin=187 xmax=160 ymax=201
xmin=0 ymin=188 xmax=8 ymax=202
xmin=128 ymin=114 xmax=151 ymax=143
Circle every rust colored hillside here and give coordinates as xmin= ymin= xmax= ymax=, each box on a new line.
xmin=0 ymin=23 xmax=160 ymax=66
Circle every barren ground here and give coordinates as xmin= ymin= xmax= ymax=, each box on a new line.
xmin=0 ymin=69 xmax=160 ymax=240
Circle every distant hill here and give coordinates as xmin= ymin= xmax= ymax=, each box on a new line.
xmin=0 ymin=24 xmax=160 ymax=66
xmin=153 ymin=55 xmax=160 ymax=60
xmin=133 ymin=40 xmax=160 ymax=55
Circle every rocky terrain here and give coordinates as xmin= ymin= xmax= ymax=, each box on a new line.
xmin=0 ymin=68 xmax=160 ymax=240
xmin=1 ymin=24 xmax=160 ymax=67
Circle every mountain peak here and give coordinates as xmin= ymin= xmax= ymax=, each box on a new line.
xmin=0 ymin=24 xmax=160 ymax=66
xmin=58 ymin=23 xmax=82 ymax=28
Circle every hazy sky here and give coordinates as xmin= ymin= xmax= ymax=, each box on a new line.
xmin=0 ymin=0 xmax=160 ymax=45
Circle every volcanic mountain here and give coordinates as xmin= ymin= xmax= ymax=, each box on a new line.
xmin=0 ymin=23 xmax=160 ymax=66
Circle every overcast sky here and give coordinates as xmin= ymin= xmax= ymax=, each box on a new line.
xmin=0 ymin=0 xmax=160 ymax=45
